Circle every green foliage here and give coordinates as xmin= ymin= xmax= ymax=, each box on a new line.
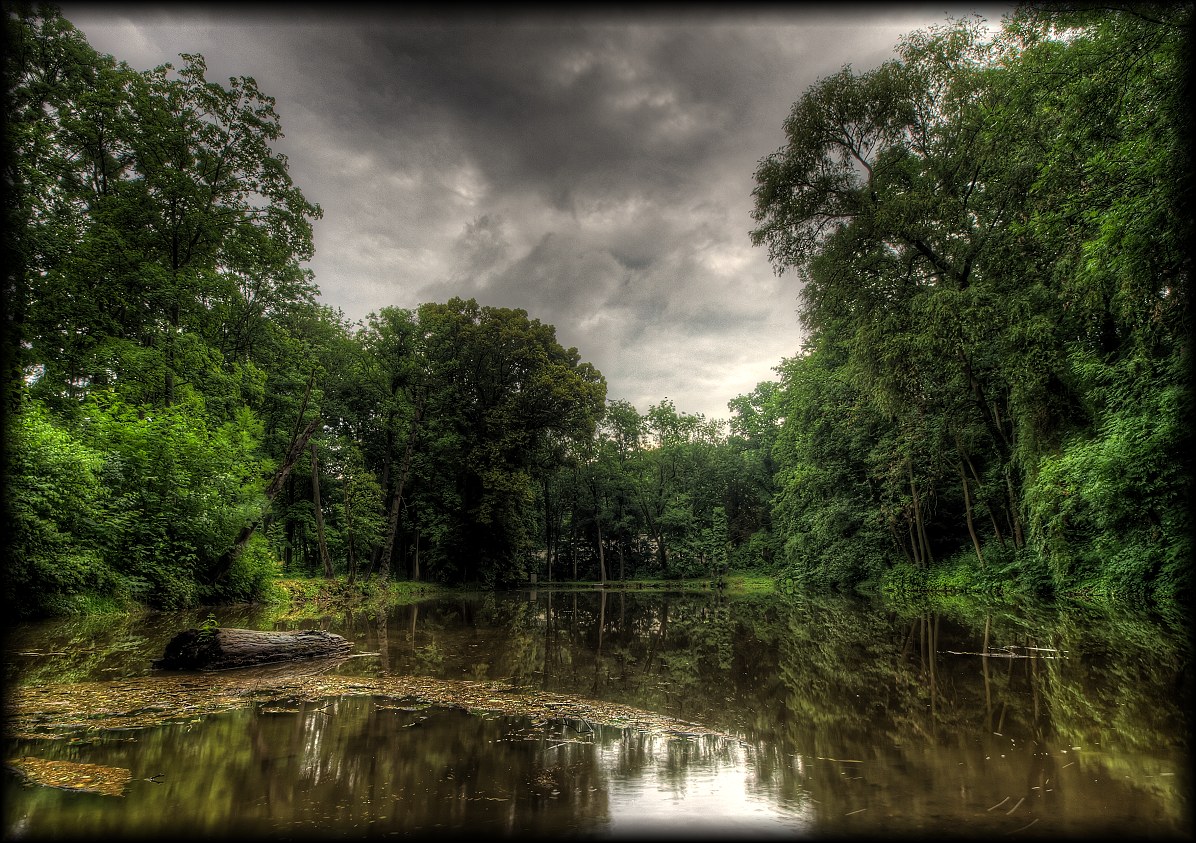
xmin=5 ymin=388 xmax=270 ymax=615
xmin=874 ymin=546 xmax=1055 ymax=601
xmin=215 ymin=534 xmax=281 ymax=605
xmin=4 ymin=6 xmax=319 ymax=616
xmin=875 ymin=562 xmax=926 ymax=598
xmin=77 ymin=391 xmax=267 ymax=607
xmin=4 ymin=400 xmax=115 ymax=617
xmin=9 ymin=5 xmax=321 ymax=412
xmin=768 ymin=348 xmax=892 ymax=589
xmin=751 ymin=7 xmax=1190 ymax=608
xmin=5 ymin=5 xmax=1187 ymax=617
xmin=354 ymin=299 xmax=607 ymax=586
xmin=1024 ymin=351 xmax=1191 ymax=602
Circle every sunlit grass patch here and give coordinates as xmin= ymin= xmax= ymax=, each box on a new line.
xmin=267 ymin=576 xmax=455 ymax=621
xmin=724 ymin=573 xmax=777 ymax=594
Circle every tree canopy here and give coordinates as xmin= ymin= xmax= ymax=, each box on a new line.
xmin=751 ymin=4 xmax=1190 ymax=602
xmin=3 ymin=3 xmax=1188 ymax=618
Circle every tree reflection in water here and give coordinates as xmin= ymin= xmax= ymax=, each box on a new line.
xmin=4 ymin=589 xmax=1190 ymax=839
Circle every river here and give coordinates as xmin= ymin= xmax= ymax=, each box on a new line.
xmin=3 ymin=587 xmax=1192 ymax=839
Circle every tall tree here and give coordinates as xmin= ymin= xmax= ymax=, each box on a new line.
xmin=752 ymin=7 xmax=1190 ymax=600
xmin=8 ymin=6 xmax=322 ymax=414
xmin=416 ymin=298 xmax=606 ymax=584
xmin=1001 ymin=4 xmax=1192 ymax=600
xmin=5 ymin=7 xmax=327 ymax=611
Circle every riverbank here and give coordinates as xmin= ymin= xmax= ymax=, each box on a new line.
xmin=270 ymin=572 xmax=778 ymax=619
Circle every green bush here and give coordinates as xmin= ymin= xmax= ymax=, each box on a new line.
xmin=877 ymin=561 xmax=928 ymax=596
xmin=80 ymin=391 xmax=266 ymax=608
xmin=4 ymin=401 xmax=117 ymax=618
xmin=1023 ymin=351 xmax=1189 ymax=600
xmin=209 ymin=534 xmax=282 ymax=604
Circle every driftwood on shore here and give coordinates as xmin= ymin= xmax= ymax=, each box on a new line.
xmin=153 ymin=627 xmax=353 ymax=671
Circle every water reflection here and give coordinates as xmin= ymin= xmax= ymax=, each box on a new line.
xmin=4 ymin=698 xmax=808 ymax=839
xmin=4 ymin=589 xmax=1192 ymax=839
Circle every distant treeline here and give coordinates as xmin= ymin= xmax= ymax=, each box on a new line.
xmin=2 ymin=4 xmax=1189 ymax=618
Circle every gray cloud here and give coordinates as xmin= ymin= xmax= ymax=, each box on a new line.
xmin=60 ymin=3 xmax=1013 ymax=420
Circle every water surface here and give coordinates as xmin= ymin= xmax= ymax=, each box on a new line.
xmin=4 ymin=588 xmax=1191 ymax=839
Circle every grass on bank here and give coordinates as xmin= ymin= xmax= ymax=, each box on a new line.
xmin=270 ymin=571 xmax=777 ymax=617
xmin=457 ymin=572 xmax=775 ymax=594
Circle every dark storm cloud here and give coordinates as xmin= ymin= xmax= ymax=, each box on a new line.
xmin=59 ymin=4 xmax=1013 ymax=420
xmin=301 ymin=21 xmax=756 ymax=211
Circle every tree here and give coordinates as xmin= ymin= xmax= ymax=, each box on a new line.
xmin=768 ymin=345 xmax=891 ymax=588
xmin=4 ymin=397 xmax=109 ymax=617
xmin=9 ymin=7 xmax=322 ymax=415
xmin=726 ymin=380 xmax=783 ymax=569
xmin=751 ymin=7 xmax=1191 ymax=599
xmin=375 ymin=298 xmax=607 ymax=586
xmin=4 ymin=7 xmax=325 ymax=611
xmin=1002 ymin=4 xmax=1192 ymax=601
xmin=752 ymin=16 xmax=1037 ymax=571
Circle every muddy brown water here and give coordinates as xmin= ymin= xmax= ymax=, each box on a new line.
xmin=3 ymin=588 xmax=1192 ymax=839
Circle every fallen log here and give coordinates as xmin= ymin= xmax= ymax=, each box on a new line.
xmin=153 ymin=628 xmax=353 ymax=671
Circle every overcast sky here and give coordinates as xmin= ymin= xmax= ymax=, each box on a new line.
xmin=60 ymin=3 xmax=1012 ymax=421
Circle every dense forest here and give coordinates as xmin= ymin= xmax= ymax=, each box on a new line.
xmin=2 ymin=4 xmax=1190 ymax=619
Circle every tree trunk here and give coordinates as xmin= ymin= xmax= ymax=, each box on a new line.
xmin=543 ymin=482 xmax=555 ymax=583
xmin=311 ymin=443 xmax=333 ymax=578
xmin=890 ymin=516 xmax=916 ymax=566
xmin=596 ymin=517 xmax=607 ymax=586
xmin=959 ymin=460 xmax=985 ymax=567
xmin=369 ymin=405 xmax=398 ymax=575
xmin=210 ymin=414 xmax=321 ymax=583
xmin=907 ymin=517 xmax=922 ymax=568
xmin=908 ymin=461 xmax=932 ymax=567
xmin=283 ymin=486 xmax=294 ymax=573
xmin=571 ymin=513 xmax=579 ymax=581
xmin=379 ymin=398 xmax=424 ymax=581
xmin=163 ymin=298 xmax=178 ymax=408
xmin=344 ymin=479 xmax=357 ymax=585
xmin=1005 ymin=468 xmax=1025 ymax=548
xmin=962 ymin=447 xmax=1007 ymax=548
xmin=591 ymin=479 xmax=607 ymax=586
xmin=956 ymin=348 xmax=1011 ymax=459
xmin=154 ymin=628 xmax=352 ymax=671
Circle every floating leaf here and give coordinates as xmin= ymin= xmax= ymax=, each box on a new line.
xmin=5 ymin=670 xmax=725 ymax=742
xmin=7 ymin=757 xmax=132 ymax=796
